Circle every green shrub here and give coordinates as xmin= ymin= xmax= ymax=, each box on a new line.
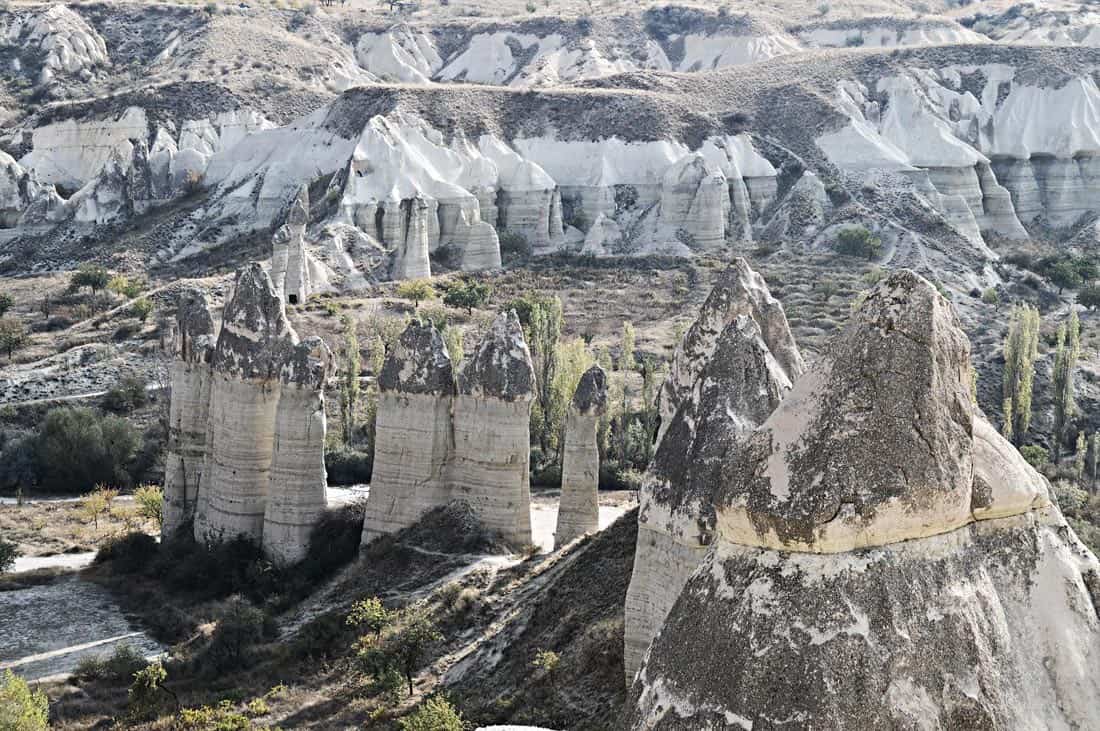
xmin=0 ymin=293 xmax=13 ymax=318
xmin=127 ymin=661 xmax=168 ymax=721
xmin=195 ymin=597 xmax=275 ymax=675
xmin=1019 ymin=444 xmax=1048 ymax=470
xmin=134 ymin=485 xmax=164 ymax=530
xmin=130 ymin=297 xmax=154 ymax=323
xmin=0 ymin=537 xmax=19 ymax=573
xmin=0 ymin=430 xmax=38 ymax=491
xmin=298 ymin=502 xmax=365 ymax=580
xmin=834 ymin=226 xmax=882 ymax=260
xmin=498 ymin=230 xmax=531 ymax=261
xmin=70 ymin=264 xmax=110 ymax=295
xmin=442 ymin=280 xmax=491 ymax=314
xmin=0 ymin=669 xmax=48 ymax=730
xmin=347 ymin=597 xmax=393 ymax=636
xmin=981 ymin=287 xmax=999 ymax=305
xmin=95 ymin=532 xmax=159 ymax=573
xmin=102 ymin=375 xmax=149 ymax=414
xmin=1079 ymin=285 xmax=1100 ymax=310
xmin=74 ymin=643 xmax=147 ymax=682
xmin=179 ymin=700 xmax=253 ymax=730
xmin=325 ymin=447 xmax=372 ymax=485
xmin=35 ymin=407 xmax=138 ymax=492
xmin=399 ymin=695 xmax=463 ymax=730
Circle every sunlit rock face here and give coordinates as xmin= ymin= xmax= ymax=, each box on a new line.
xmin=362 ymin=312 xmax=537 ymax=548
xmin=626 ymin=272 xmax=1100 ymax=729
xmin=195 ymin=263 xmax=296 ymax=545
xmin=165 ymin=264 xmax=331 ymax=559
xmin=263 ymin=337 xmax=334 ymax=565
xmin=624 ymin=260 xmax=801 ymax=682
xmin=163 ymin=288 xmax=217 ymax=538
xmin=451 ymin=310 xmax=537 ymax=547
xmin=554 ymin=365 xmax=608 ymax=547
xmin=361 ymin=320 xmax=456 ymax=543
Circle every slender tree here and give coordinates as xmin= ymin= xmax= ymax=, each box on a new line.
xmin=519 ymin=295 xmax=563 ymax=456
xmin=1051 ymin=309 xmax=1081 ymax=460
xmin=339 ymin=315 xmax=361 ymax=446
xmin=1090 ymin=432 xmax=1100 ymax=492
xmin=1001 ymin=304 xmax=1040 ymax=446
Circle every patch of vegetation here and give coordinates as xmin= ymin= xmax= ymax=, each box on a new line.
xmin=102 ymin=374 xmax=149 ymax=414
xmin=0 ymin=536 xmax=18 ymax=573
xmin=0 ymin=669 xmax=48 ymax=730
xmin=324 ymin=446 xmax=373 ymax=485
xmin=400 ymin=695 xmax=464 ymax=730
xmin=833 ymin=226 xmax=882 ymax=260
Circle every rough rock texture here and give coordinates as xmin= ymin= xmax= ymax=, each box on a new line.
xmin=170 ymin=263 xmax=331 ymax=561
xmin=262 ymin=336 xmax=334 ymax=565
xmin=363 ymin=312 xmax=537 ymax=548
xmin=271 ymin=186 xmax=312 ymax=305
xmin=361 ymin=320 xmax=456 ymax=543
xmin=196 ymin=263 xmax=296 ymax=544
xmin=451 ymin=310 xmax=537 ymax=546
xmin=163 ymin=288 xmax=217 ymax=538
xmin=554 ymin=365 xmax=608 ymax=547
xmin=625 ymin=271 xmax=1100 ymax=729
xmin=624 ymin=258 xmax=803 ymax=682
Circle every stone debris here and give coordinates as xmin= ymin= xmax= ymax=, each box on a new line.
xmin=624 ymin=258 xmax=802 ymax=682
xmin=163 ymin=263 xmax=332 ymax=563
xmin=554 ymin=364 xmax=608 ymax=547
xmin=362 ymin=311 xmax=537 ymax=548
xmin=625 ymin=271 xmax=1100 ymax=729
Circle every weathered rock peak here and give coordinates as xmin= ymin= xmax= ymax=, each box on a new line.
xmin=717 ymin=270 xmax=975 ymax=553
xmin=627 ymin=270 xmax=1100 ymax=731
xmin=457 ymin=310 xmax=536 ymax=401
xmin=625 ymin=259 xmax=801 ymax=682
xmin=657 ymin=257 xmax=804 ymax=444
xmin=212 ymin=262 xmax=297 ymax=380
xmin=174 ymin=287 xmax=216 ymax=363
xmin=377 ymin=319 xmax=456 ymax=396
xmin=571 ymin=364 xmax=608 ymax=417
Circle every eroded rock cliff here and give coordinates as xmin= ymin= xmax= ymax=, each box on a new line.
xmin=625 ymin=271 xmax=1100 ymax=729
xmin=554 ymin=364 xmax=608 ymax=547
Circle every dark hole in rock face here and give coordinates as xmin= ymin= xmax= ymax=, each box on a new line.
xmin=288 ymin=294 xmax=298 ymax=305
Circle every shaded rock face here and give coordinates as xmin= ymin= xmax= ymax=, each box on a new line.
xmin=624 ymin=273 xmax=800 ymax=681
xmin=555 ymin=365 xmax=608 ymax=547
xmin=626 ymin=271 xmax=1100 ymax=729
xmin=163 ymin=288 xmax=217 ymax=537
xmin=363 ymin=311 xmax=537 ymax=547
xmin=163 ymin=264 xmax=330 ymax=563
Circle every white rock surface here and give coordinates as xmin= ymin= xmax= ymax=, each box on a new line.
xmin=554 ymin=365 xmax=607 ymax=547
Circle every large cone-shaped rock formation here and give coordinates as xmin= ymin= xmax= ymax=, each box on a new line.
xmin=361 ymin=320 xmax=456 ymax=543
xmin=624 ymin=259 xmax=803 ymax=682
xmin=626 ymin=271 xmax=1100 ymax=729
xmin=196 ymin=263 xmax=297 ymax=543
xmin=167 ymin=263 xmax=332 ymax=562
xmin=554 ymin=364 xmax=608 ymax=547
xmin=163 ymin=288 xmax=217 ymax=537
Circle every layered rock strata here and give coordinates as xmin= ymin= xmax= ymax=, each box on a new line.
xmin=163 ymin=288 xmax=217 ymax=538
xmin=554 ymin=365 xmax=608 ymax=547
xmin=362 ymin=312 xmax=537 ymax=547
xmin=450 ymin=310 xmax=537 ymax=547
xmin=262 ymin=337 xmax=334 ymax=565
xmin=624 ymin=258 xmax=804 ymax=682
xmin=165 ymin=263 xmax=331 ymax=562
xmin=626 ymin=271 xmax=1100 ymax=729
xmin=361 ymin=320 xmax=456 ymax=543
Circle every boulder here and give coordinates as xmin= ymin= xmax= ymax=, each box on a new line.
xmin=554 ymin=364 xmax=608 ymax=547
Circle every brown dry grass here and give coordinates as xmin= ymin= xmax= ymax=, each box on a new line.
xmin=0 ymin=496 xmax=159 ymax=558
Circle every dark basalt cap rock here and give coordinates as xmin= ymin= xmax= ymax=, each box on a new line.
xmin=280 ymin=336 xmax=334 ymax=390
xmin=457 ymin=310 xmax=536 ymax=401
xmin=715 ymin=269 xmax=975 ymax=552
xmin=572 ymin=364 xmax=608 ymax=416
xmin=378 ymin=319 xmax=456 ymax=396
xmin=175 ymin=287 xmax=216 ymax=363
xmin=213 ymin=262 xmax=298 ymax=380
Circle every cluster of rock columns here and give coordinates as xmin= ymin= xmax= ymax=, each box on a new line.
xmin=362 ymin=310 xmax=537 ymax=548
